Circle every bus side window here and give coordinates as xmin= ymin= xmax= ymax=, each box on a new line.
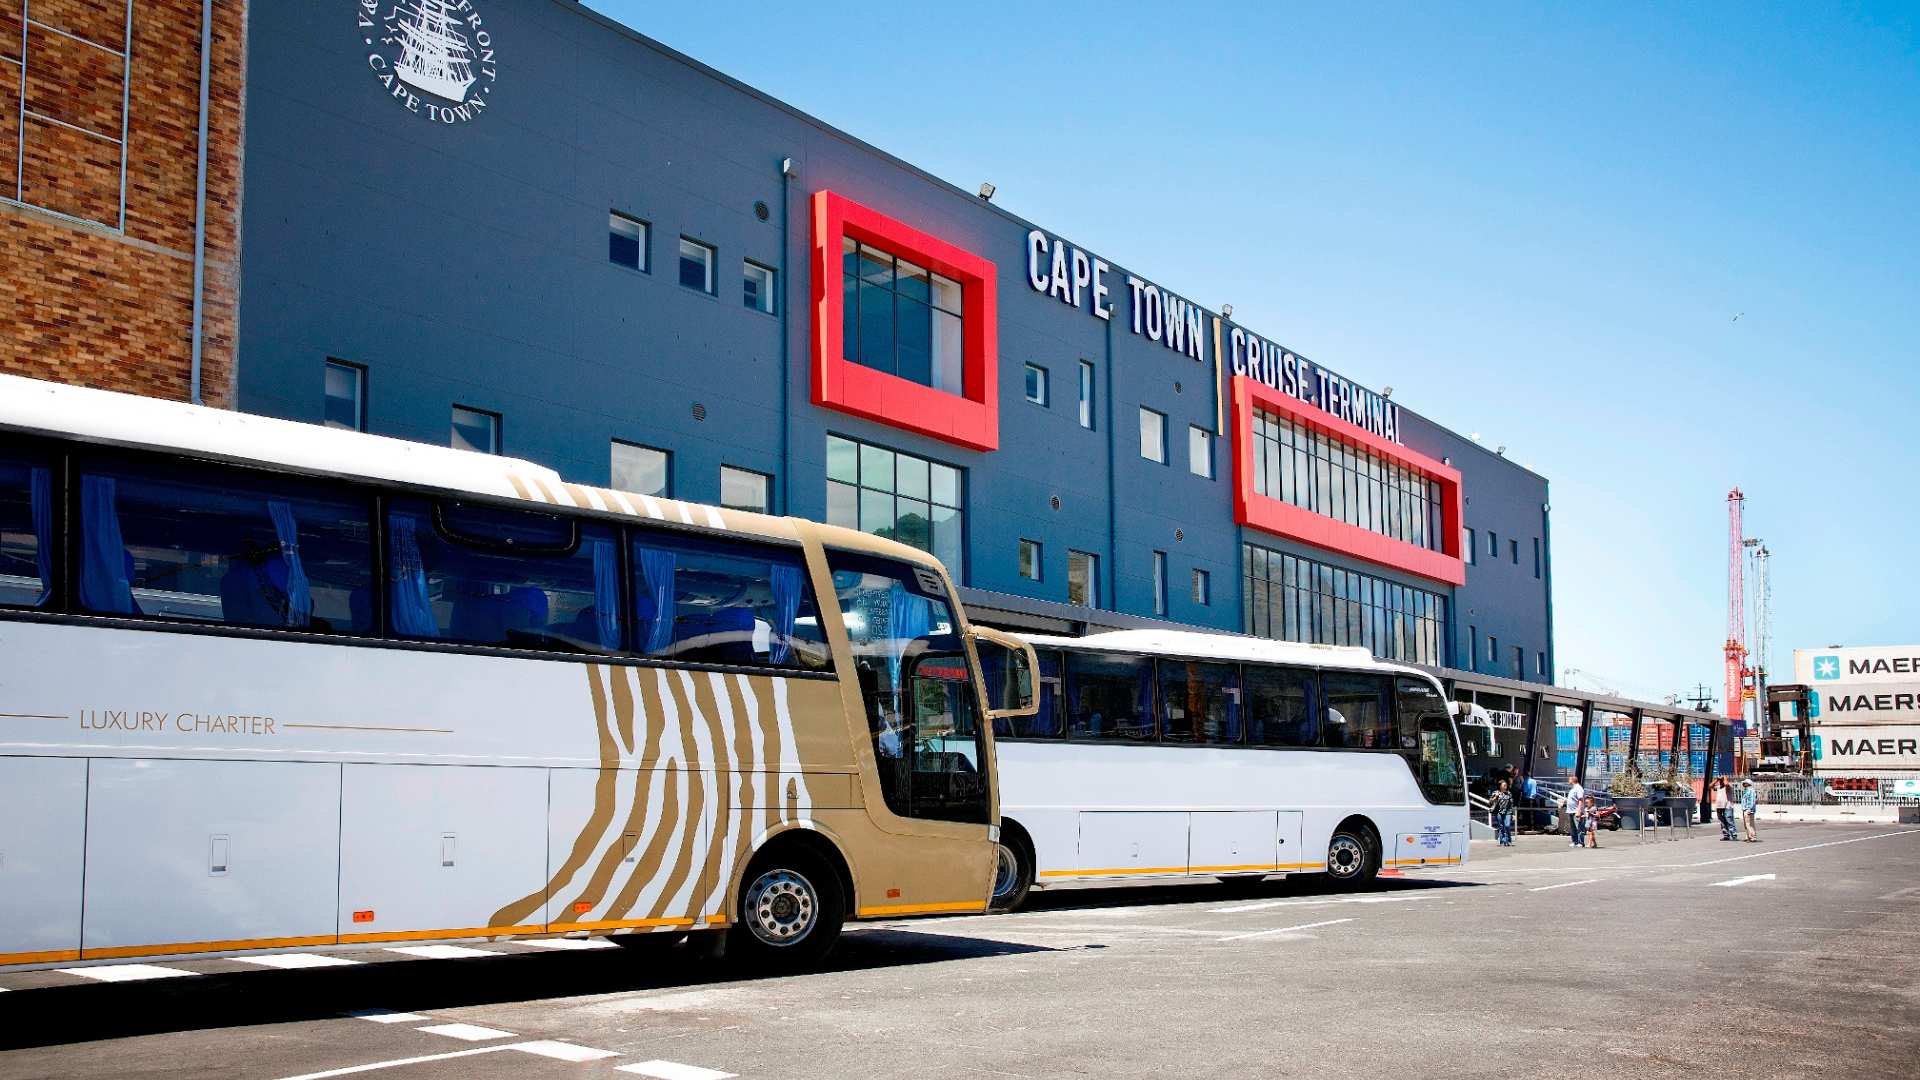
xmin=0 ymin=451 xmax=55 ymax=609
xmin=1066 ymin=651 xmax=1156 ymax=741
xmin=1244 ymin=663 xmax=1317 ymax=747
xmin=1322 ymin=672 xmax=1394 ymax=749
xmin=981 ymin=646 xmax=1063 ymax=738
xmin=1397 ymin=676 xmax=1464 ymax=804
xmin=631 ymin=530 xmax=828 ymax=670
xmin=78 ymin=457 xmax=373 ymax=633
xmin=387 ymin=497 xmax=619 ymax=653
xmin=1157 ymin=659 xmax=1240 ymax=745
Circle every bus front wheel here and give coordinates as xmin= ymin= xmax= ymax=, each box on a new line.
xmin=728 ymin=846 xmax=845 ymax=968
xmin=1325 ymin=824 xmax=1379 ymax=886
xmin=989 ymin=831 xmax=1035 ymax=912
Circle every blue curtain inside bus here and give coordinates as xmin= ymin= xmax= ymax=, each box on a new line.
xmin=591 ymin=539 xmax=621 ymax=651
xmin=29 ymin=466 xmax=52 ymax=605
xmin=387 ymin=511 xmax=438 ymax=637
xmin=768 ymin=562 xmax=802 ymax=665
xmin=265 ymin=499 xmax=313 ymax=628
xmin=79 ymin=475 xmax=136 ymax=615
xmin=635 ymin=545 xmax=677 ymax=654
xmin=885 ymin=582 xmax=931 ymax=693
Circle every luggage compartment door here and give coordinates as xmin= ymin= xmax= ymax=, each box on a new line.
xmin=1077 ymin=811 xmax=1190 ymax=877
xmin=0 ymin=757 xmax=87 ymax=961
xmin=1189 ymin=811 xmax=1277 ymax=874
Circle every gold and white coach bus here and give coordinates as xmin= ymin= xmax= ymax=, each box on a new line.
xmin=980 ymin=629 xmax=1468 ymax=910
xmin=0 ymin=375 xmax=1034 ymax=969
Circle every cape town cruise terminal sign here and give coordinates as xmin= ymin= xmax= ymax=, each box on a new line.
xmin=1025 ymin=230 xmax=1402 ymax=444
xmin=360 ymin=0 xmax=498 ymax=124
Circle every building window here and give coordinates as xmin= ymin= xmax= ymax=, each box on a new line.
xmin=1511 ymin=538 xmax=1519 ymax=564
xmin=1 ymin=6 xmax=134 ymax=229
xmin=1018 ymin=538 xmax=1042 ymax=581
xmin=1537 ymin=651 xmax=1547 ymax=677
xmin=1243 ymin=542 xmax=1446 ymax=666
xmin=719 ymin=465 xmax=771 ymax=513
xmin=1068 ymin=550 xmax=1098 ymax=607
xmin=1024 ymin=363 xmax=1049 ymax=406
xmin=1193 ymin=568 xmax=1211 ymax=606
xmin=1152 ymin=551 xmax=1168 ymax=616
xmin=1487 ymin=635 xmax=1498 ymax=665
xmin=1513 ymin=645 xmax=1525 ymax=680
xmin=609 ymin=212 xmax=648 ymax=271
xmin=1189 ymin=426 xmax=1213 ymax=478
xmin=1139 ymin=408 xmax=1167 ymax=463
xmin=323 ymin=360 xmax=366 ymax=432
xmin=825 ymin=434 xmax=964 ymax=574
xmin=1533 ymin=537 xmax=1542 ymax=579
xmin=1488 ymin=530 xmax=1498 ymax=558
xmin=743 ymin=260 xmax=776 ymax=313
xmin=611 ymin=441 xmax=670 ymax=497
xmin=1464 ymin=528 xmax=1476 ymax=565
xmin=1252 ymin=410 xmax=1445 ymax=551
xmin=1469 ymin=625 xmax=1479 ymax=669
xmin=450 ymin=406 xmax=500 ymax=455
xmin=1078 ymin=361 xmax=1095 ymax=429
xmin=841 ymin=238 xmax=964 ymax=395
xmin=679 ymin=237 xmax=716 ymax=294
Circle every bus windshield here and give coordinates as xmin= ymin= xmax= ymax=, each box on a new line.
xmin=827 ymin=552 xmax=989 ymax=825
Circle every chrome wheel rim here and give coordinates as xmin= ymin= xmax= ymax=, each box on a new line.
xmin=744 ymin=868 xmax=818 ymax=947
xmin=1328 ymin=835 xmax=1365 ymax=879
xmin=991 ymin=843 xmax=1020 ymax=903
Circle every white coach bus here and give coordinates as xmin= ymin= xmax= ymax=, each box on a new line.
xmin=980 ymin=629 xmax=1468 ymax=910
xmin=0 ymin=375 xmax=1034 ymax=970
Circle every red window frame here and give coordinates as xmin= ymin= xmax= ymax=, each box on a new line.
xmin=810 ymin=190 xmax=999 ymax=452
xmin=1230 ymin=375 xmax=1466 ymax=586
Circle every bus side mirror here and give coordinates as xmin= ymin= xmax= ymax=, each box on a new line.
xmin=969 ymin=626 xmax=1040 ymax=721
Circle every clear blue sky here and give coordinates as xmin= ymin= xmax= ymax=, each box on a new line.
xmin=590 ymin=1 xmax=1919 ymax=705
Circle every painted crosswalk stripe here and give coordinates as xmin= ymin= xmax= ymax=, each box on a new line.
xmin=237 ymin=954 xmax=364 ymax=970
xmin=515 ymin=1041 xmax=620 ymax=1062
xmin=383 ymin=945 xmax=497 ymax=960
xmin=512 ymin=937 xmax=621 ymax=951
xmin=1529 ymin=878 xmax=1601 ymax=892
xmin=344 ymin=1009 xmax=429 ymax=1024
xmin=1219 ymin=917 xmax=1355 ymax=943
xmin=616 ymin=1062 xmax=738 ymax=1080
xmin=57 ymin=963 xmax=196 ymax=982
xmin=1712 ymin=873 xmax=1776 ymax=887
xmin=417 ymin=1023 xmax=517 ymax=1042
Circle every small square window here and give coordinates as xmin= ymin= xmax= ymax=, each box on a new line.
xmin=744 ymin=260 xmax=776 ymax=313
xmin=1018 ymin=538 xmax=1042 ymax=581
xmin=1192 ymin=568 xmax=1210 ymax=605
xmin=1188 ymin=425 xmax=1212 ymax=478
xmin=680 ymin=237 xmax=716 ymax=295
xmin=323 ymin=360 xmax=365 ymax=432
xmin=611 ymin=441 xmax=670 ymax=497
xmin=720 ymin=465 xmax=771 ymax=513
xmin=1024 ymin=363 xmax=1049 ymax=406
xmin=1139 ymin=407 xmax=1167 ymax=463
xmin=609 ymin=212 xmax=648 ymax=271
xmin=451 ymin=405 xmax=500 ymax=455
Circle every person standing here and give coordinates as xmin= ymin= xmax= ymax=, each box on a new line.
xmin=1740 ymin=779 xmax=1760 ymax=842
xmin=1491 ymin=780 xmax=1515 ymax=846
xmin=1711 ymin=778 xmax=1735 ymax=840
xmin=1565 ymin=776 xmax=1586 ymax=848
xmin=1583 ymin=795 xmax=1601 ymax=848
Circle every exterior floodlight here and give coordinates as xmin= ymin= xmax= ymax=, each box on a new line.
xmin=1381 ymin=386 xmax=1393 ymax=398
xmin=977 ymin=182 xmax=996 ymax=201
xmin=780 ymin=157 xmax=795 ymax=177
xmin=1221 ymin=304 xmax=1234 ymax=318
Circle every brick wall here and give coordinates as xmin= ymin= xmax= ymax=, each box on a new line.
xmin=0 ymin=0 xmax=246 ymax=406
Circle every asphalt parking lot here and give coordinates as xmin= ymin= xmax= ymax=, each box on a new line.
xmin=2 ymin=822 xmax=1917 ymax=1080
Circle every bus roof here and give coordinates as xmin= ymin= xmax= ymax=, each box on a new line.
xmin=0 ymin=374 xmax=939 ymax=571
xmin=1018 ymin=627 xmax=1432 ymax=679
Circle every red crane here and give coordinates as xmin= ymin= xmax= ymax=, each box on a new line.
xmin=1724 ymin=489 xmax=1747 ymax=730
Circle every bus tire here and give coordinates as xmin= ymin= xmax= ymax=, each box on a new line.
xmin=728 ymin=844 xmax=845 ymax=969
xmin=1325 ymin=820 xmax=1379 ymax=886
xmin=989 ymin=828 xmax=1035 ymax=912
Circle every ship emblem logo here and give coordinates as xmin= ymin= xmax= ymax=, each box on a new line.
xmin=358 ymin=0 xmax=498 ymax=124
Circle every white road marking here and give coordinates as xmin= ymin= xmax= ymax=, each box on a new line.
xmin=511 ymin=937 xmax=621 ymax=951
xmin=57 ymin=963 xmax=196 ymax=982
xmin=383 ymin=945 xmax=497 ymax=960
xmin=343 ymin=1009 xmax=429 ymax=1024
xmin=617 ymin=1061 xmax=739 ymax=1080
xmin=515 ymin=1040 xmax=621 ymax=1062
xmin=236 ymin=954 xmax=363 ymax=970
xmin=1528 ymin=878 xmax=1601 ymax=892
xmin=416 ymin=1023 xmax=518 ymax=1042
xmin=1712 ymin=873 xmax=1776 ymax=887
xmin=1684 ymin=830 xmax=1919 ymax=868
xmin=1211 ymin=893 xmax=1441 ymax=914
xmin=274 ymin=1044 xmax=519 ymax=1079
xmin=1218 ymin=917 xmax=1355 ymax=943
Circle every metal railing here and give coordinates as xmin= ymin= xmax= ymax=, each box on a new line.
xmin=1748 ymin=778 xmax=1920 ymax=808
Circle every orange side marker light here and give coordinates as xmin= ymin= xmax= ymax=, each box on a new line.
xmin=574 ymin=902 xmax=593 ymax=914
xmin=352 ymin=910 xmax=374 ymax=924
xmin=886 ymin=888 xmax=902 ymax=899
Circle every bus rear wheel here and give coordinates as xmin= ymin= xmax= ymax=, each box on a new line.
xmin=728 ymin=846 xmax=845 ymax=969
xmin=989 ymin=833 xmax=1034 ymax=912
xmin=1325 ymin=824 xmax=1379 ymax=886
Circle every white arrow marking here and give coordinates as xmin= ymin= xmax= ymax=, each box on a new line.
xmin=1712 ymin=873 xmax=1776 ymax=887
